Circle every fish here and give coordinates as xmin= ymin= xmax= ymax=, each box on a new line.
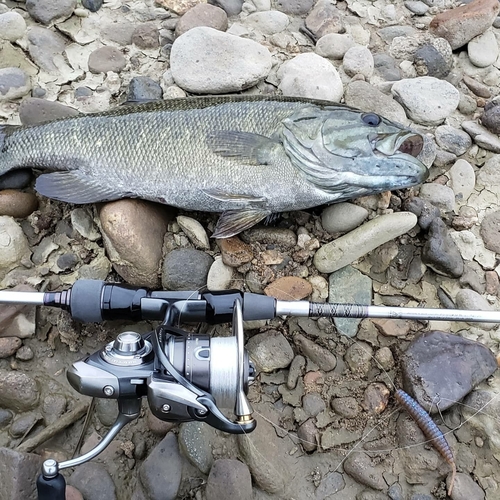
xmin=0 ymin=95 xmax=428 ymax=238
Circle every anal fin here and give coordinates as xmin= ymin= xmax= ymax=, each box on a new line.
xmin=213 ymin=209 xmax=271 ymax=239
xmin=36 ymin=171 xmax=123 ymax=204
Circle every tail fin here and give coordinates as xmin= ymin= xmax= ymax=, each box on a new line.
xmin=0 ymin=124 xmax=20 ymax=177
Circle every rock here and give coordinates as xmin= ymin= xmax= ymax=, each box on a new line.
xmin=275 ymin=0 xmax=313 ymax=15
xmin=217 ymin=236 xmax=253 ymax=267
xmin=245 ymin=11 xmax=289 ymax=35
xmin=391 ymin=77 xmax=459 ymax=126
xmin=448 ymin=160 xmax=475 ymax=205
xmin=321 ymin=427 xmax=362 ymax=449
xmin=127 ymin=77 xmax=163 ymax=102
xmin=463 ymin=74 xmax=491 ymax=98
xmin=304 ymin=0 xmax=344 ymax=40
xmin=88 ymin=46 xmax=126 ymax=74
xmin=429 ymin=0 xmax=499 ymax=50
xmin=344 ymin=80 xmax=408 ymax=124
xmin=321 ymin=203 xmax=368 ymax=234
xmin=343 ymin=452 xmax=386 ymax=490
xmin=315 ymin=33 xmax=355 ymax=60
xmin=0 ymin=191 xmax=38 ymax=219
xmin=208 ymin=0 xmax=243 ymax=16
xmin=297 ymin=419 xmax=318 ymax=452
xmin=26 ymin=0 xmax=76 ymax=25
xmin=362 ymin=383 xmax=390 ymax=414
xmin=422 ymin=218 xmax=464 ymax=278
xmin=345 ymin=341 xmax=373 ymax=376
xmin=0 ymin=337 xmax=21 ymax=358
xmin=294 ymin=333 xmax=336 ymax=371
xmin=331 ymin=396 xmax=361 ymax=418
xmin=162 ymin=249 xmax=213 ymax=290
xmin=140 ymin=433 xmax=183 ymax=499
xmin=462 ymin=120 xmax=500 ymax=153
xmin=16 ymin=345 xmax=34 ymax=361
xmin=0 ymin=448 xmax=43 ymax=500
xmin=242 ymin=227 xmax=296 ymax=247
xmin=246 ymin=330 xmax=294 ymax=372
xmin=413 ymin=39 xmax=453 ymax=79
xmin=207 ymin=257 xmax=233 ymax=291
xmin=206 ymin=459 xmax=252 ymax=500
xmin=404 ymin=197 xmax=441 ymax=231
xmin=459 ymin=93 xmax=479 ymax=115
xmin=314 ymin=212 xmax=418 ymax=274
xmin=419 ymin=183 xmax=456 ymax=212
xmin=68 ymin=463 xmax=116 ymax=500
xmin=468 ymin=29 xmax=499 ymax=67
xmin=171 ymin=27 xmax=271 ymax=94
xmin=328 ymin=266 xmax=372 ymax=338
xmin=447 ymin=472 xmax=485 ymax=500
xmin=0 ymin=171 xmax=32 ymax=191
xmin=178 ymin=421 xmax=214 ymax=474
xmin=378 ymin=25 xmax=417 ymax=43
xmin=264 ymin=276 xmax=312 ymax=300
xmin=10 ymin=412 xmax=41 ymax=438
xmin=0 ymin=67 xmax=30 ymax=101
xmin=99 ymin=200 xmax=171 ymax=288
xmin=434 ymin=126 xmax=472 ymax=156
xmin=145 ymin=408 xmax=176 ymax=436
xmin=373 ymin=53 xmax=401 ymax=81
xmin=481 ymin=98 xmax=500 ymax=134
xmin=372 ymin=318 xmax=412 ymax=337
xmin=302 ymin=392 xmax=326 ymax=417
xmin=82 ymin=0 xmax=103 ymax=12
xmin=287 ymin=355 xmax=305 ymax=389
xmin=176 ymin=216 xmax=209 ymax=249
xmin=0 ymin=216 xmax=30 ymax=280
xmin=342 ymin=46 xmax=374 ymax=78
xmin=0 ymin=12 xmax=26 ymax=42
xmin=480 ymin=211 xmax=500 ymax=253
xmin=405 ymin=1 xmax=429 ymax=15
xmin=132 ymin=22 xmax=159 ymax=49
xmin=101 ymin=22 xmax=135 ymax=46
xmin=175 ymin=4 xmax=227 ymax=37
xmin=374 ymin=347 xmax=394 ymax=370
xmin=315 ymin=472 xmax=345 ymax=497
xmin=456 ymin=288 xmax=497 ymax=330
xmin=19 ymin=98 xmax=79 ymax=126
xmin=401 ymin=330 xmax=497 ymax=413
xmin=0 ymin=370 xmax=39 ymax=412
xmin=156 ymin=0 xmax=202 ymax=15
xmin=71 ymin=208 xmax=100 ymax=241
xmin=278 ymin=53 xmax=343 ymax=102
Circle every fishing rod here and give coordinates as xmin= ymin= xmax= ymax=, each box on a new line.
xmin=1 ymin=279 xmax=499 ymax=500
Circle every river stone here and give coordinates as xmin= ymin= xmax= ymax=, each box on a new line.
xmin=178 ymin=421 xmax=215 ymax=474
xmin=131 ymin=22 xmax=159 ymax=49
xmin=245 ymin=11 xmax=289 ymax=35
xmin=481 ymin=98 xmax=500 ymax=134
xmin=345 ymin=341 xmax=373 ymax=376
xmin=68 ymin=463 xmax=116 ymax=500
xmin=462 ymin=120 xmax=500 ymax=153
xmin=264 ymin=276 xmax=312 ymax=300
xmin=321 ymin=203 xmax=368 ymax=234
xmin=434 ymin=125 xmax=472 ymax=156
xmin=404 ymin=197 xmax=440 ymax=231
xmin=128 ymin=76 xmax=163 ymax=102
xmin=26 ymin=0 xmax=76 ymax=25
xmin=0 ymin=369 xmax=39 ymax=412
xmin=28 ymin=26 xmax=67 ymax=74
xmin=480 ymin=210 xmax=500 ymax=253
xmin=447 ymin=472 xmax=486 ymax=500
xmin=0 ymin=191 xmax=38 ymax=219
xmin=344 ymin=80 xmax=408 ymax=125
xmin=206 ymin=459 xmax=253 ymax=500
xmin=0 ymin=170 xmax=32 ymax=191
xmin=82 ymin=0 xmax=103 ymax=12
xmin=414 ymin=42 xmax=452 ymax=79
xmin=294 ymin=333 xmax=336 ymax=371
xmin=448 ymin=160 xmax=475 ymax=205
xmin=0 ymin=67 xmax=30 ymax=101
xmin=391 ymin=77 xmax=459 ymax=126
xmin=162 ymin=249 xmax=213 ymax=291
xmin=208 ymin=0 xmax=244 ymax=16
xmin=88 ymin=46 xmax=126 ymax=74
xmin=456 ymin=288 xmax=497 ymax=330
xmin=429 ymin=0 xmax=500 ymax=50
xmin=101 ymin=22 xmax=136 ymax=46
xmin=315 ymin=33 xmax=355 ymax=60
xmin=468 ymin=29 xmax=499 ymax=67
xmin=0 ymin=12 xmax=26 ymax=42
xmin=175 ymin=4 xmax=228 ymax=37
xmin=422 ymin=218 xmax=464 ymax=278
xmin=275 ymin=0 xmax=313 ymax=14
xmin=207 ymin=257 xmax=233 ymax=291
xmin=342 ymin=46 xmax=374 ymax=78
xmin=297 ymin=418 xmax=318 ymax=452
xmin=140 ymin=433 xmax=183 ymax=500
xmin=373 ymin=53 xmax=401 ymax=81
xmin=171 ymin=27 xmax=271 ymax=94
xmin=343 ymin=452 xmax=386 ymax=490
xmin=401 ymin=330 xmax=497 ymax=413
xmin=278 ymin=53 xmax=343 ymax=102
xmin=419 ymin=183 xmax=455 ymax=212
xmin=0 ymin=216 xmax=30 ymax=280
xmin=0 ymin=337 xmax=21 ymax=358
xmin=176 ymin=216 xmax=210 ymax=249
xmin=314 ymin=212 xmax=418 ymax=274
xmin=304 ymin=0 xmax=344 ymax=40
xmin=246 ymin=330 xmax=294 ymax=372
xmin=0 ymin=448 xmax=43 ymax=500
xmin=328 ymin=266 xmax=372 ymax=338
xmin=19 ymin=97 xmax=79 ymax=126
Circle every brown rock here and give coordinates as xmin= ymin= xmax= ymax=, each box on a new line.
xmin=217 ymin=236 xmax=253 ymax=267
xmin=0 ymin=448 xmax=43 ymax=500
xmin=0 ymin=190 xmax=38 ymax=218
xmin=463 ymin=74 xmax=491 ymax=98
xmin=480 ymin=210 xmax=500 ymax=253
xmin=264 ymin=276 xmax=312 ymax=300
xmin=297 ymin=419 xmax=318 ymax=452
xmin=66 ymin=485 xmax=84 ymax=500
xmin=99 ymin=199 xmax=174 ymax=288
xmin=371 ymin=318 xmax=412 ymax=337
xmin=485 ymin=270 xmax=499 ymax=295
xmin=132 ymin=22 xmax=159 ymax=49
xmin=429 ymin=0 xmax=499 ymax=50
xmin=0 ymin=337 xmax=22 ymax=358
xmin=362 ymin=382 xmax=390 ymax=415
xmin=294 ymin=334 xmax=336 ymax=371
xmin=175 ymin=4 xmax=228 ymax=37
xmin=88 ymin=46 xmax=126 ymax=74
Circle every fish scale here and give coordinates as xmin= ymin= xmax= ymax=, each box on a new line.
xmin=0 ymin=95 xmax=428 ymax=238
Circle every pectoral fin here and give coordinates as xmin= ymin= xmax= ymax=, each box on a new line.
xmin=36 ymin=171 xmax=124 ymax=204
xmin=207 ymin=131 xmax=279 ymax=165
xmin=202 ymin=188 xmax=266 ymax=204
xmin=213 ymin=209 xmax=271 ymax=239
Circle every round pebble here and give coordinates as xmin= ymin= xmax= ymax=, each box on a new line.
xmin=0 ymin=12 xmax=27 ymax=42
xmin=175 ymin=4 xmax=228 ymax=37
xmin=321 ymin=203 xmax=368 ymax=234
xmin=245 ymin=11 xmax=289 ymax=35
xmin=434 ymin=125 xmax=472 ymax=156
xmin=315 ymin=33 xmax=355 ymax=60
xmin=481 ymin=98 xmax=500 ymax=134
xmin=342 ymin=46 xmax=374 ymax=78
xmin=0 ymin=67 xmax=31 ymax=102
xmin=0 ymin=191 xmax=38 ymax=219
xmin=82 ymin=0 xmax=103 ymax=12
xmin=127 ymin=77 xmax=163 ymax=102
xmin=162 ymin=248 xmax=213 ymax=291
xmin=88 ymin=46 xmax=126 ymax=74
xmin=132 ymin=22 xmax=160 ymax=49
xmin=206 ymin=257 xmax=233 ymax=291
xmin=448 ymin=159 xmax=476 ymax=205
xmin=26 ymin=0 xmax=76 ymax=25
xmin=468 ymin=30 xmax=499 ymax=68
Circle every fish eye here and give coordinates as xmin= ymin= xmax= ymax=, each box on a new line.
xmin=361 ymin=113 xmax=381 ymax=126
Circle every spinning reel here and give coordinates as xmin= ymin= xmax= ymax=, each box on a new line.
xmin=2 ymin=279 xmax=500 ymax=499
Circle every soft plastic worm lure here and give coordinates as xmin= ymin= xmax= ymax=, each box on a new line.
xmin=395 ymin=389 xmax=456 ymax=496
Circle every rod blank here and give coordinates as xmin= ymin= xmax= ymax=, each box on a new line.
xmin=0 ymin=291 xmax=45 ymax=306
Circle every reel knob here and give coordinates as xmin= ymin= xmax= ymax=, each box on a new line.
xmin=113 ymin=332 xmax=144 ymax=354
xmin=101 ymin=331 xmax=153 ymax=366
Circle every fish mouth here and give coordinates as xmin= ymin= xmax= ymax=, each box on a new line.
xmin=374 ymin=131 xmax=424 ymax=159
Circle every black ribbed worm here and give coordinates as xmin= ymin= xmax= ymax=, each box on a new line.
xmin=395 ymin=389 xmax=456 ymax=496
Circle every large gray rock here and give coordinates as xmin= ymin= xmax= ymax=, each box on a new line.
xmin=0 ymin=448 xmax=43 ymax=500
xmin=246 ymin=330 xmax=294 ymax=372
xmin=178 ymin=421 xmax=215 ymax=474
xmin=88 ymin=46 xmax=126 ymax=74
xmin=401 ymin=330 xmax=498 ymax=413
xmin=26 ymin=0 xmax=76 ymax=25
xmin=0 ymin=12 xmax=26 ymax=42
xmin=162 ymin=249 xmax=213 ymax=291
xmin=171 ymin=27 xmax=272 ymax=94
xmin=0 ymin=67 xmax=30 ymax=101
xmin=0 ymin=369 xmax=39 ymax=412
xmin=68 ymin=463 xmax=116 ymax=500
xmin=468 ymin=29 xmax=499 ymax=67
xmin=19 ymin=97 xmax=79 ymax=126
xmin=175 ymin=4 xmax=228 ymax=37
xmin=28 ymin=26 xmax=67 ymax=74
xmin=205 ymin=459 xmax=253 ymax=500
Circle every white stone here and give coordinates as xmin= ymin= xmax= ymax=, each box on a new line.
xmin=342 ymin=46 xmax=374 ymax=78
xmin=278 ymin=53 xmax=343 ymax=102
xmin=176 ymin=216 xmax=210 ymax=250
xmin=170 ymin=27 xmax=272 ymax=94
xmin=321 ymin=203 xmax=369 ymax=234
xmin=447 ymin=159 xmax=476 ymax=205
xmin=462 ymin=120 xmax=500 ymax=154
xmin=315 ymin=33 xmax=356 ymax=60
xmin=468 ymin=30 xmax=499 ymax=68
xmin=474 ymin=239 xmax=496 ymax=270
xmin=391 ymin=76 xmax=460 ymax=125
xmin=419 ymin=183 xmax=456 ymax=212
xmin=207 ymin=257 xmax=233 ymax=291
xmin=450 ymin=230 xmax=476 ymax=261
xmin=0 ymin=11 xmax=26 ymax=42
xmin=245 ymin=11 xmax=289 ymax=35
xmin=0 ymin=216 xmax=30 ymax=280
xmin=313 ymin=212 xmax=418 ymax=273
